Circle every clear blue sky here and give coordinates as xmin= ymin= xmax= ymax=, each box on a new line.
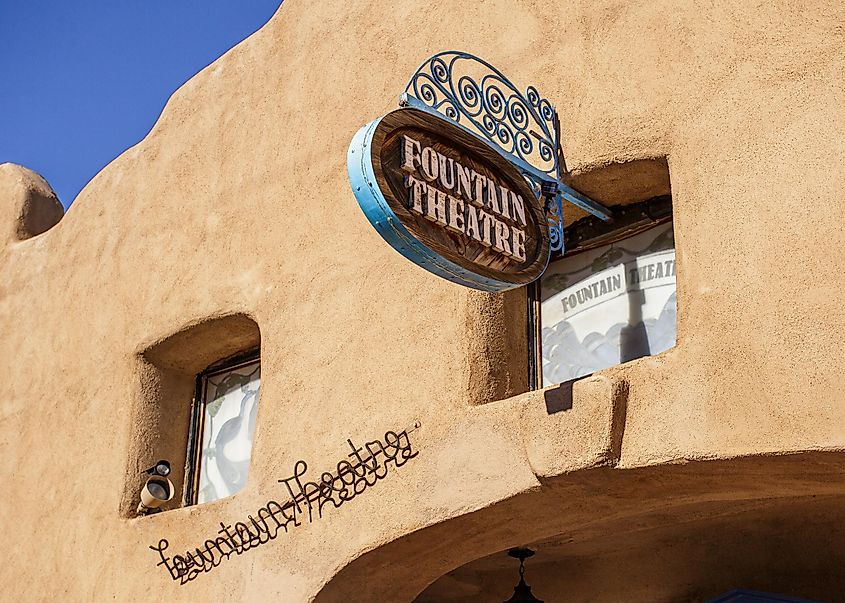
xmin=1 ymin=1 xmax=282 ymax=209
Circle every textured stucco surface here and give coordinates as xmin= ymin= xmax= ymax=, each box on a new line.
xmin=1 ymin=1 xmax=843 ymax=601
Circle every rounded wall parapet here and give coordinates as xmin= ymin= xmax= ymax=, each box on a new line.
xmin=0 ymin=163 xmax=63 ymax=243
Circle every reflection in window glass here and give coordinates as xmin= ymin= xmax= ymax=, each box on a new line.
xmin=540 ymin=223 xmax=676 ymax=387
xmin=196 ymin=359 xmax=260 ymax=504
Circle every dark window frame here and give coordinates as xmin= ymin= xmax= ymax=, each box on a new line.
xmin=184 ymin=347 xmax=261 ymax=506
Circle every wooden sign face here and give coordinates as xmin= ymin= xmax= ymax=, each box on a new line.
xmin=348 ymin=108 xmax=550 ymax=291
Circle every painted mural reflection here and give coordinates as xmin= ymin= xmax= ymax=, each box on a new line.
xmin=197 ymin=359 xmax=261 ymax=504
xmin=540 ymin=223 xmax=676 ymax=386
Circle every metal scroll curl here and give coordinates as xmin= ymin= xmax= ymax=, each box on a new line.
xmin=546 ymin=193 xmax=565 ymax=253
xmin=401 ymin=51 xmax=614 ymax=255
xmin=401 ymin=51 xmax=561 ymax=182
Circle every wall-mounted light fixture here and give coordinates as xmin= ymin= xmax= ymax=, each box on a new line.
xmin=503 ymin=547 xmax=544 ymax=603
xmin=144 ymin=460 xmax=171 ymax=477
xmin=137 ymin=459 xmax=174 ymax=515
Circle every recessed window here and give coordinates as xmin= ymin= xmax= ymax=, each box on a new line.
xmin=186 ymin=350 xmax=261 ymax=505
xmin=535 ymin=205 xmax=676 ymax=387
xmin=124 ymin=314 xmax=261 ymax=517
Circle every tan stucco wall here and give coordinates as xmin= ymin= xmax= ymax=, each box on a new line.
xmin=1 ymin=1 xmax=843 ymax=601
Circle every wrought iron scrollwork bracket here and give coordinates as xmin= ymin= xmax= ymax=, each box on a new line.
xmin=401 ymin=51 xmax=613 ymax=254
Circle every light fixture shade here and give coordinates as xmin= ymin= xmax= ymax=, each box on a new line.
xmin=503 ymin=578 xmax=544 ymax=603
xmin=138 ymin=476 xmax=175 ymax=512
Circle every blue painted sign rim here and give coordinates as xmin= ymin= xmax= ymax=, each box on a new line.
xmin=347 ymin=108 xmax=549 ymax=292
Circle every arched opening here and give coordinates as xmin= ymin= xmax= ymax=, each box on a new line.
xmin=313 ymin=453 xmax=845 ymax=603
xmin=415 ymin=495 xmax=840 ymax=602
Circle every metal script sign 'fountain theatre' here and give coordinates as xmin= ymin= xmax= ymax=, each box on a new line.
xmin=348 ymin=51 xmax=612 ymax=292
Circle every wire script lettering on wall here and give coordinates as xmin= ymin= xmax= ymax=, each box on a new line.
xmin=150 ymin=427 xmax=419 ymax=584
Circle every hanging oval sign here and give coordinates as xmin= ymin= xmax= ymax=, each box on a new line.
xmin=348 ymin=108 xmax=550 ymax=292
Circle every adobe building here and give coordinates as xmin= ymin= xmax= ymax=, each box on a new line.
xmin=1 ymin=1 xmax=843 ymax=601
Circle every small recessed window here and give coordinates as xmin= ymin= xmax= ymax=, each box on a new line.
xmin=534 ymin=207 xmax=676 ymax=387
xmin=186 ymin=351 xmax=261 ymax=505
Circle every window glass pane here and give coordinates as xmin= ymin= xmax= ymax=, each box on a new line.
xmin=540 ymin=223 xmax=676 ymax=387
xmin=197 ymin=359 xmax=260 ymax=504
